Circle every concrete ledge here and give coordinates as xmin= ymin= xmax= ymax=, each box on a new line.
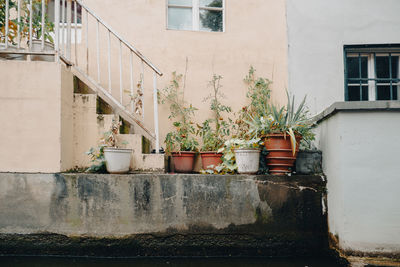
xmin=313 ymin=101 xmax=400 ymax=124
xmin=0 ymin=173 xmax=327 ymax=257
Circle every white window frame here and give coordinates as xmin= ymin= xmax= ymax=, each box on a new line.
xmin=345 ymin=47 xmax=400 ymax=101
xmin=166 ymin=0 xmax=225 ymax=32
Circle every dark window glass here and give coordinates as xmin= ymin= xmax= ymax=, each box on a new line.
xmin=200 ymin=9 xmax=223 ymax=32
xmin=346 ymin=56 xmax=367 ymax=81
xmin=200 ymin=0 xmax=223 ymax=8
xmin=377 ymin=85 xmax=398 ymax=100
xmin=348 ymin=86 xmax=368 ymax=101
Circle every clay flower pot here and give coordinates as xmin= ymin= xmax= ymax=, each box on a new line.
xmin=200 ymin=152 xmax=223 ymax=170
xmin=171 ymin=151 xmax=196 ymax=173
xmin=264 ymin=133 xmax=302 ymax=175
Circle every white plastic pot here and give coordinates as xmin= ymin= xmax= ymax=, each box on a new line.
xmin=29 ymin=39 xmax=55 ymax=62
xmin=103 ymin=147 xmax=133 ymax=174
xmin=234 ymin=148 xmax=260 ymax=174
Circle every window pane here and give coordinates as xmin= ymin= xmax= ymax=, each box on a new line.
xmin=200 ymin=0 xmax=223 ymax=8
xmin=168 ymin=7 xmax=193 ymax=30
xmin=377 ymin=85 xmax=397 ymax=100
xmin=168 ymin=0 xmax=192 ymax=6
xmin=376 ymin=56 xmax=390 ymax=78
xmin=346 ymin=56 xmax=367 ymax=79
xmin=200 ymin=9 xmax=223 ymax=32
xmin=348 ymin=86 xmax=368 ymax=101
xmin=391 ymin=56 xmax=399 ymax=79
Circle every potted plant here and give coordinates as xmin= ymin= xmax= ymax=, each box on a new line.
xmin=20 ymin=0 xmax=55 ymax=61
xmin=213 ymin=67 xmax=272 ymax=175
xmin=197 ymin=74 xmax=232 ymax=170
xmin=87 ymin=115 xmax=132 ymax=174
xmin=159 ymin=72 xmax=198 ymax=173
xmin=0 ymin=0 xmax=27 ymax=60
xmin=248 ymin=92 xmax=314 ymax=175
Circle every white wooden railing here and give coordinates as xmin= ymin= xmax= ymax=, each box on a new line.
xmin=0 ymin=0 xmax=162 ymax=153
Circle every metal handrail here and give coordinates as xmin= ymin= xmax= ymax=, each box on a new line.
xmin=75 ymin=0 xmax=162 ymax=76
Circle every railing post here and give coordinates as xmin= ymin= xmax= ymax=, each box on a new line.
xmin=119 ymin=41 xmax=123 ymax=104
xmin=153 ymin=72 xmax=160 ymax=154
xmin=29 ymin=0 xmax=32 ymax=50
xmin=54 ymin=0 xmax=60 ymax=53
xmin=141 ymin=60 xmax=145 ymax=119
xmin=17 ymin=0 xmax=20 ymax=49
xmin=5 ymin=0 xmax=9 ymax=48
xmin=74 ymin=0 xmax=78 ymax=66
xmin=61 ymin=0 xmax=65 ymax=55
xmin=66 ymin=0 xmax=72 ymax=60
xmin=96 ymin=20 xmax=100 ymax=82
xmin=41 ymin=0 xmax=45 ymax=50
xmin=107 ymin=30 xmax=112 ymax=93
xmin=85 ymin=9 xmax=88 ymax=74
xmin=130 ymin=51 xmax=134 ymax=113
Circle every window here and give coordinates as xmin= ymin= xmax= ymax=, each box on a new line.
xmin=167 ymin=0 xmax=224 ymax=32
xmin=344 ymin=45 xmax=400 ymax=101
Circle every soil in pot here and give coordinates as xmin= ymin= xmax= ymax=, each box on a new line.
xmin=172 ymin=151 xmax=196 ymax=173
xmin=200 ymin=152 xmax=222 ymax=170
xmin=264 ymin=133 xmax=301 ymax=175
xmin=234 ymin=148 xmax=260 ymax=174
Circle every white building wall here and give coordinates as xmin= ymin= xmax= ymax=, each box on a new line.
xmin=315 ymin=111 xmax=400 ymax=254
xmin=286 ymin=0 xmax=400 ymax=114
xmin=287 ymin=0 xmax=400 ymax=255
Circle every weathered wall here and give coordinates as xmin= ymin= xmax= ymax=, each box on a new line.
xmin=314 ymin=106 xmax=400 ymax=256
xmin=61 ymin=65 xmax=75 ymax=171
xmin=79 ymin=0 xmax=289 ymax=146
xmin=286 ymin=0 xmax=400 ymax=115
xmin=0 ymin=61 xmax=63 ymax=172
xmin=0 ymin=173 xmax=326 ymax=256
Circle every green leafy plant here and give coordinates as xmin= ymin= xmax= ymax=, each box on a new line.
xmin=197 ymin=74 xmax=232 ymax=151
xmin=232 ymin=66 xmax=272 ymax=140
xmin=19 ymin=0 xmax=54 ymax=43
xmin=248 ymin=91 xmax=315 ymax=155
xmin=159 ymin=72 xmax=198 ymax=153
xmin=0 ymin=0 xmax=18 ymax=44
xmin=214 ymin=137 xmax=261 ymax=174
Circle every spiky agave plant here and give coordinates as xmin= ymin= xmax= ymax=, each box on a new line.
xmin=248 ymin=91 xmax=314 ymax=155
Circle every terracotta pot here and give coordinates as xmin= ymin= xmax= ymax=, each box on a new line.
xmin=200 ymin=152 xmax=223 ymax=170
xmin=171 ymin=151 xmax=196 ymax=173
xmin=264 ymin=133 xmax=302 ymax=175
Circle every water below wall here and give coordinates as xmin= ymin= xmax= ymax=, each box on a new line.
xmin=0 ymin=256 xmax=345 ymax=267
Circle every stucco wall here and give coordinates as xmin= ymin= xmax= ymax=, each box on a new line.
xmin=314 ymin=109 xmax=400 ymax=255
xmin=80 ymin=0 xmax=288 ymax=146
xmin=286 ymin=0 xmax=400 ymax=115
xmin=0 ymin=61 xmax=64 ymax=172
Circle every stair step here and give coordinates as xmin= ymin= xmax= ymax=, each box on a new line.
xmin=73 ymin=93 xmax=97 ymax=110
xmin=117 ymin=134 xmax=165 ymax=172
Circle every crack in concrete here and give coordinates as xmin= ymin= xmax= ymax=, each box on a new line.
xmin=255 ymin=180 xmax=318 ymax=192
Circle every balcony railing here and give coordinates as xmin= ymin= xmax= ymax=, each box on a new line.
xmin=0 ymin=0 xmax=162 ymax=153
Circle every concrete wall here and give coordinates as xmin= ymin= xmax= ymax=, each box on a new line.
xmin=286 ymin=0 xmax=400 ymax=114
xmin=0 ymin=173 xmax=327 ymax=256
xmin=80 ymin=0 xmax=289 ymax=146
xmin=0 ymin=61 xmax=66 ymax=172
xmin=0 ymin=61 xmax=75 ymax=172
xmin=314 ymin=107 xmax=400 ymax=255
